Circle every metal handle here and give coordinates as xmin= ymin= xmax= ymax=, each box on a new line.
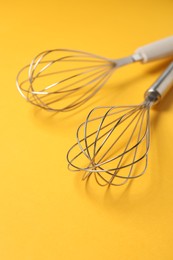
xmin=145 ymin=62 xmax=173 ymax=104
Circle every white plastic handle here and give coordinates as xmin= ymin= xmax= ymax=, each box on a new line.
xmin=135 ymin=36 xmax=173 ymax=63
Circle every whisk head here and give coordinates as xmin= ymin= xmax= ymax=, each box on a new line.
xmin=67 ymin=102 xmax=150 ymax=186
xmin=16 ymin=49 xmax=116 ymax=112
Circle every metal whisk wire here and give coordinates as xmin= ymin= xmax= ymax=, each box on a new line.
xmin=67 ymin=103 xmax=150 ymax=186
xmin=67 ymin=62 xmax=173 ymax=186
xmin=16 ymin=49 xmax=116 ymax=112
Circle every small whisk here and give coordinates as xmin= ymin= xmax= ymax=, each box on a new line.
xmin=67 ymin=62 xmax=173 ymax=186
xmin=16 ymin=37 xmax=173 ymax=112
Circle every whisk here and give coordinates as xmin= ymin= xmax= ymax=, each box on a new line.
xmin=16 ymin=37 xmax=173 ymax=112
xmin=67 ymin=62 xmax=173 ymax=186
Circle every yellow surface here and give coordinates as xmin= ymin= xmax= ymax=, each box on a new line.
xmin=1 ymin=0 xmax=173 ymax=259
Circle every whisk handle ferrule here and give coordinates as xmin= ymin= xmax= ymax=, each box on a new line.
xmin=145 ymin=62 xmax=173 ymax=104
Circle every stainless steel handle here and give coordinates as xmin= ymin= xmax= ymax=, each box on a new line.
xmin=145 ymin=62 xmax=173 ymax=104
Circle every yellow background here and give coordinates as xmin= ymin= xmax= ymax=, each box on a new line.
xmin=1 ymin=0 xmax=173 ymax=259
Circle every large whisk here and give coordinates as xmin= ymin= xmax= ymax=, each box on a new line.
xmin=67 ymin=62 xmax=173 ymax=186
xmin=16 ymin=37 xmax=173 ymax=112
